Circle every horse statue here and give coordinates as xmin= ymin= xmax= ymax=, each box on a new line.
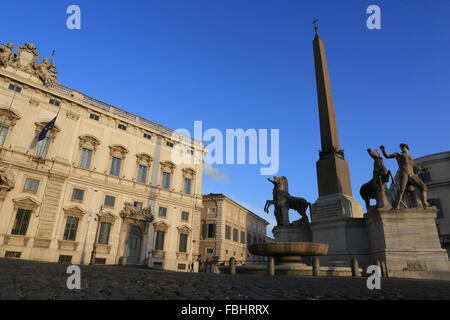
xmin=264 ymin=176 xmax=310 ymax=226
xmin=360 ymin=148 xmax=392 ymax=211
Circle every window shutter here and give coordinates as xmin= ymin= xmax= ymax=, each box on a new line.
xmin=201 ymin=221 xmax=207 ymax=239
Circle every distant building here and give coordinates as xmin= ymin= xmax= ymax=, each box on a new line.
xmin=415 ymin=151 xmax=450 ymax=258
xmin=0 ymin=42 xmax=206 ymax=272
xmin=200 ymin=194 xmax=269 ymax=267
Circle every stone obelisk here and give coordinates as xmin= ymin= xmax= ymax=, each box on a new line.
xmin=310 ymin=22 xmax=363 ymax=221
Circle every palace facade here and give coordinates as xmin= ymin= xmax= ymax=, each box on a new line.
xmin=415 ymin=151 xmax=450 ymax=258
xmin=200 ymin=193 xmax=269 ymax=267
xmin=0 ymin=42 xmax=206 ymax=272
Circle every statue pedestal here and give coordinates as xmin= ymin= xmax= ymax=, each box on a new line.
xmin=309 ymin=193 xmax=369 ymax=265
xmin=366 ymin=207 xmax=450 ymax=280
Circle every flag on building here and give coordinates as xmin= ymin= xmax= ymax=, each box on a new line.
xmin=37 ymin=115 xmax=57 ymax=141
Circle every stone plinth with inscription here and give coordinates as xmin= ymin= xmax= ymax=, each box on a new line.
xmin=273 ymin=225 xmax=312 ymax=242
xmin=366 ymin=207 xmax=450 ymax=280
xmin=311 ymin=193 xmax=363 ymax=221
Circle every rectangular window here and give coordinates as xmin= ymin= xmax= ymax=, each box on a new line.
xmin=49 ymin=98 xmax=60 ymax=106
xmin=118 ymin=124 xmax=127 ymax=131
xmin=104 ymin=195 xmax=115 ymax=207
xmin=11 ymin=209 xmax=31 ymax=235
xmin=63 ymin=216 xmax=79 ymax=241
xmin=58 ymin=255 xmax=72 ymax=264
xmin=155 ymin=230 xmax=165 ymax=250
xmin=35 ymin=137 xmax=50 ymax=157
xmin=8 ymin=84 xmax=22 ymax=93
xmin=225 ymin=225 xmax=231 ymax=240
xmin=207 ymin=223 xmax=216 ymax=238
xmin=143 ymin=133 xmax=151 ymax=140
xmin=5 ymin=251 xmax=21 ymax=258
xmin=253 ymin=234 xmax=257 ymax=244
xmin=240 ymin=231 xmax=246 ymax=244
xmin=179 ymin=234 xmax=188 ymax=253
xmin=206 ymin=248 xmax=214 ymax=254
xmin=78 ymin=148 xmax=92 ymax=169
xmin=71 ymin=188 xmax=84 ymax=201
xmin=233 ymin=228 xmax=238 ymax=242
xmin=89 ymin=113 xmax=99 ymax=121
xmin=162 ymin=172 xmax=170 ymax=189
xmin=208 ymin=207 xmax=216 ymax=214
xmin=98 ymin=222 xmax=111 ymax=244
xmin=137 ymin=164 xmax=148 ymax=183
xmin=158 ymin=207 xmax=167 ymax=217
xmin=184 ymin=178 xmax=192 ymax=195
xmin=166 ymin=141 xmax=174 ymax=148
xmin=247 ymin=233 xmax=252 ymax=245
xmin=177 ymin=264 xmax=186 ymax=270
xmin=0 ymin=124 xmax=8 ymax=147
xmin=110 ymin=157 xmax=121 ymax=176
xmin=134 ymin=201 xmax=143 ymax=211
xmin=181 ymin=211 xmax=189 ymax=221
xmin=23 ymin=178 xmax=39 ymax=193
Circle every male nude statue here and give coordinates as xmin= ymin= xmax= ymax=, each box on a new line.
xmin=379 ymin=143 xmax=430 ymax=209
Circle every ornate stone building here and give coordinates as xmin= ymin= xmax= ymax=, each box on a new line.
xmin=415 ymin=151 xmax=450 ymax=259
xmin=200 ymin=193 xmax=269 ymax=268
xmin=0 ymin=42 xmax=206 ymax=272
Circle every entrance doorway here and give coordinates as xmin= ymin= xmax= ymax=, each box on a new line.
xmin=124 ymin=225 xmax=142 ymax=265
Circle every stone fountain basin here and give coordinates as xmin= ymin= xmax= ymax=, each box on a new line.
xmin=248 ymin=242 xmax=328 ymax=257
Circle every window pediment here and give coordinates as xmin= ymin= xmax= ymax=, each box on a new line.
xmin=136 ymin=153 xmax=153 ymax=165
xmin=99 ymin=211 xmax=117 ymax=223
xmin=109 ymin=144 xmax=129 ymax=158
xmin=153 ymin=220 xmax=170 ymax=231
xmin=34 ymin=121 xmax=60 ymax=141
xmin=160 ymin=161 xmax=176 ymax=172
xmin=177 ymin=224 xmax=192 ymax=234
xmin=79 ymin=134 xmax=101 ymax=151
xmin=182 ymin=168 xmax=195 ymax=178
xmin=63 ymin=205 xmax=87 ymax=217
xmin=13 ymin=196 xmax=40 ymax=208
xmin=0 ymin=108 xmax=21 ymax=128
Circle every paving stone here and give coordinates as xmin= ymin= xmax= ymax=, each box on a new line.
xmin=0 ymin=258 xmax=449 ymax=299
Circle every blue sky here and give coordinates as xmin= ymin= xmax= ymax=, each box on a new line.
xmin=2 ymin=0 xmax=449 ymax=234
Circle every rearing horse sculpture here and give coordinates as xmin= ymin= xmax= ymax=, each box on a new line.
xmin=264 ymin=176 xmax=310 ymax=226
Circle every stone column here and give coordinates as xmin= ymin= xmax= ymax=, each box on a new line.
xmin=375 ymin=260 xmax=382 ymax=277
xmin=229 ymin=257 xmax=236 ymax=275
xmin=351 ymin=258 xmax=360 ymax=277
xmin=267 ymin=256 xmax=275 ymax=276
xmin=312 ymin=257 xmax=320 ymax=276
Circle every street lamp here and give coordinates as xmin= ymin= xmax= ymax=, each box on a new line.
xmin=89 ymin=205 xmax=104 ymax=265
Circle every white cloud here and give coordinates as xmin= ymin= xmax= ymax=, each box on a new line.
xmin=203 ymin=163 xmax=229 ymax=183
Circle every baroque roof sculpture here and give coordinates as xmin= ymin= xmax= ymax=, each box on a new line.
xmin=0 ymin=42 xmax=59 ymax=85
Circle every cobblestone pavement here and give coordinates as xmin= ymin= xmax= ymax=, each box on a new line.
xmin=0 ymin=258 xmax=449 ymax=300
